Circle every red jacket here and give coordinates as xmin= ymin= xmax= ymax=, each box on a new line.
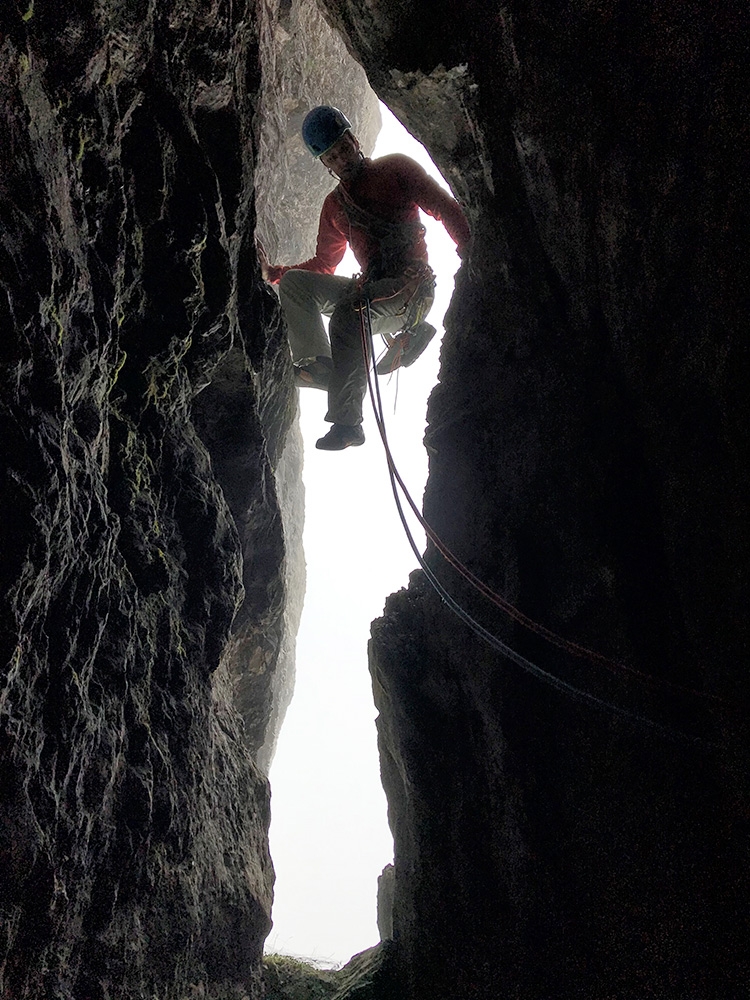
xmin=266 ymin=154 xmax=470 ymax=283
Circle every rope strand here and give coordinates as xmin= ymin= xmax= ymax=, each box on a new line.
xmin=359 ymin=298 xmax=717 ymax=747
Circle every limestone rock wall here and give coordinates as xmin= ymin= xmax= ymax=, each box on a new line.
xmin=0 ymin=0 xmax=381 ymax=992
xmin=3 ymin=0 xmax=746 ymax=995
xmin=317 ymin=2 xmax=749 ymax=997
xmin=0 ymin=0 xmax=375 ymax=994
xmin=0 ymin=2 xmax=281 ymax=996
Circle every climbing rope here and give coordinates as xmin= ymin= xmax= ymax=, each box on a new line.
xmin=358 ymin=297 xmax=718 ymax=746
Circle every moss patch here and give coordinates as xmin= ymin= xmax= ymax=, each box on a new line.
xmin=262 ymin=945 xmax=394 ymax=1000
xmin=262 ymin=955 xmax=341 ymax=1000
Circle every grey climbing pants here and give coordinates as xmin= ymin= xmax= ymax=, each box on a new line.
xmin=278 ymin=268 xmax=432 ymax=426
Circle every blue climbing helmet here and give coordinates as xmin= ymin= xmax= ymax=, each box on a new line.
xmin=302 ymin=106 xmax=353 ymax=158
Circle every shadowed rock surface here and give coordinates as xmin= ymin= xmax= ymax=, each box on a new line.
xmin=0 ymin=0 xmax=373 ymax=997
xmin=312 ymin=1 xmax=748 ymax=997
xmin=2 ymin=1 xmax=748 ymax=998
xmin=0 ymin=3 xmax=280 ymax=997
xmin=262 ymin=945 xmax=393 ymax=1000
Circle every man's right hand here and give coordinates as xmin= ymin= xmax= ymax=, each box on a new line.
xmin=256 ymin=239 xmax=271 ymax=282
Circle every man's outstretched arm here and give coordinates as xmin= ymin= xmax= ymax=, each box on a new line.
xmin=259 ymin=194 xmax=349 ymax=284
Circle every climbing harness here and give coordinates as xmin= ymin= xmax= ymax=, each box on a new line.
xmin=357 ymin=298 xmax=720 ymax=747
xmin=361 ymin=262 xmax=436 ymax=373
xmin=346 ymin=263 xmax=435 ymax=385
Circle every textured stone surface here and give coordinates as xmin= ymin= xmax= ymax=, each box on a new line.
xmin=4 ymin=0 xmax=747 ymax=996
xmin=262 ymin=954 xmax=339 ymax=1000
xmin=375 ymin=862 xmax=394 ymax=942
xmin=317 ymin=2 xmax=749 ymax=997
xmin=0 ymin=2 xmax=280 ymax=996
xmin=262 ymin=944 xmax=393 ymax=1000
xmin=1 ymin=0 xmax=381 ymax=994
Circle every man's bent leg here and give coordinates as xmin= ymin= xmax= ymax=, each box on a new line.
xmin=368 ymin=272 xmax=435 ymax=372
xmin=325 ymin=276 xmax=418 ymax=426
xmin=278 ymin=270 xmax=355 ymax=362
xmin=326 ymin=299 xmax=367 ymax=426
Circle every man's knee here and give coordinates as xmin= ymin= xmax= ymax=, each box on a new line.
xmin=329 ymin=300 xmax=361 ymax=342
xmin=278 ymin=269 xmax=304 ymax=303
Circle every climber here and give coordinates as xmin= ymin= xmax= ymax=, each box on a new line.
xmin=258 ymin=105 xmax=471 ymax=451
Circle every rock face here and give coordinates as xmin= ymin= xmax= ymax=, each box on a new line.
xmin=1 ymin=3 xmax=278 ymax=996
xmin=0 ymin=1 xmax=374 ymax=997
xmin=3 ymin=1 xmax=747 ymax=998
xmin=315 ymin=2 xmax=748 ymax=998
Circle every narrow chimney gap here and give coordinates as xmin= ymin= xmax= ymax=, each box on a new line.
xmin=260 ymin=102 xmax=462 ymax=966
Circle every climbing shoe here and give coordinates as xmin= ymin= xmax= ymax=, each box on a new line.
xmin=315 ymin=423 xmax=365 ymax=451
xmin=376 ymin=321 xmax=437 ymax=375
xmin=294 ymin=355 xmax=333 ymax=391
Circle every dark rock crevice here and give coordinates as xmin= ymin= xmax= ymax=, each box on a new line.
xmin=315 ymin=1 xmax=748 ymax=997
xmin=2 ymin=0 xmax=382 ymax=995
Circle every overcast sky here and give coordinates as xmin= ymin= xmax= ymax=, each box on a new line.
xmin=265 ymin=104 xmax=462 ymax=967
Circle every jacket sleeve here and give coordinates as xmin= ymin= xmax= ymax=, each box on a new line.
xmin=266 ymin=193 xmax=349 ymax=283
xmin=399 ymin=156 xmax=471 ymax=252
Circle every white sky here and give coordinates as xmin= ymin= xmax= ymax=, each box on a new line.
xmin=265 ymin=104 xmax=461 ymax=967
